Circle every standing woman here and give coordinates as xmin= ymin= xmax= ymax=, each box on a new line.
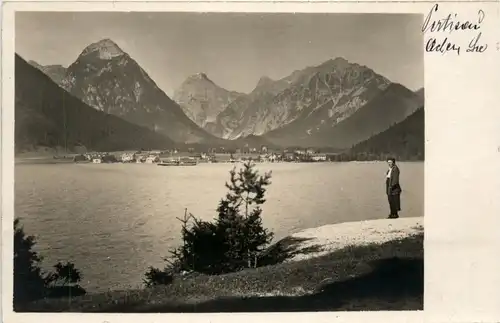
xmin=386 ymin=157 xmax=402 ymax=219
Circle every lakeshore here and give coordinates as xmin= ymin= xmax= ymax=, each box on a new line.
xmin=20 ymin=217 xmax=423 ymax=312
xmin=14 ymin=155 xmax=423 ymax=165
xmin=280 ymin=216 xmax=423 ymax=262
xmin=14 ymin=144 xmax=424 ymax=166
xmin=15 ymin=161 xmax=424 ymax=292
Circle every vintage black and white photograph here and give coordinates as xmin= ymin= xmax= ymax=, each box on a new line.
xmin=13 ymin=11 xmax=424 ymax=312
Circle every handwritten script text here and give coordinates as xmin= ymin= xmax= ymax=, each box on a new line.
xmin=422 ymin=4 xmax=487 ymax=55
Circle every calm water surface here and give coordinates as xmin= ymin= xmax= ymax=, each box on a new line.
xmin=15 ymin=162 xmax=423 ymax=292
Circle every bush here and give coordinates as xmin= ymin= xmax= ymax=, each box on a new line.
xmin=14 ymin=218 xmax=86 ymax=306
xmin=144 ymin=161 xmax=274 ymax=286
xmin=45 ymin=261 xmax=82 ymax=287
xmin=143 ymin=266 xmax=174 ymax=288
xmin=14 ymin=218 xmax=47 ymax=303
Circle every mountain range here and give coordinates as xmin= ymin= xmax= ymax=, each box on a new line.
xmin=262 ymin=82 xmax=420 ymax=149
xmin=173 ymin=57 xmax=422 ymax=149
xmin=24 ymin=38 xmax=424 ymax=153
xmin=32 ymin=39 xmax=224 ymax=145
xmin=16 ymin=54 xmax=174 ymax=154
xmin=210 ymin=58 xmax=393 ymax=140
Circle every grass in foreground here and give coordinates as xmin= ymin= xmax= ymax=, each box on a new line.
xmin=18 ymin=233 xmax=423 ymax=312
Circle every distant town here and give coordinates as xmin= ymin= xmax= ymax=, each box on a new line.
xmin=69 ymin=145 xmax=336 ymax=165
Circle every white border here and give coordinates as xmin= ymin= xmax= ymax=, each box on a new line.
xmin=3 ymin=2 xmax=500 ymax=323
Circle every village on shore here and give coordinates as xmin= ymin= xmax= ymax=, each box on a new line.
xmin=68 ymin=145 xmax=337 ymax=165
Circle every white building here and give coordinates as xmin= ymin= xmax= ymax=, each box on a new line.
xmin=145 ymin=155 xmax=161 ymax=164
xmin=311 ymin=154 xmax=327 ymax=161
xmin=121 ymin=153 xmax=136 ymax=163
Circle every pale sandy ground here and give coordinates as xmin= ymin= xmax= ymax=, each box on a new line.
xmin=285 ymin=216 xmax=424 ymax=262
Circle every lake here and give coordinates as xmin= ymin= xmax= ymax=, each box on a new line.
xmin=15 ymin=161 xmax=423 ymax=292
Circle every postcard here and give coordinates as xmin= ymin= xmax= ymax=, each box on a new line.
xmin=2 ymin=1 xmax=500 ymax=323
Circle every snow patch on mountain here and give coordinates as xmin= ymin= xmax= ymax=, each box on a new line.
xmin=80 ymin=39 xmax=125 ymax=60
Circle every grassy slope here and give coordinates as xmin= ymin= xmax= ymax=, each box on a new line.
xmin=20 ymin=233 xmax=423 ymax=312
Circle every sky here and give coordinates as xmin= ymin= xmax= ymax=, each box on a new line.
xmin=16 ymin=12 xmax=424 ymax=96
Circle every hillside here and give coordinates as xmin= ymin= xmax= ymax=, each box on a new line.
xmin=263 ymin=83 xmax=421 ymax=149
xmin=28 ymin=60 xmax=67 ymax=85
xmin=231 ymin=134 xmax=279 ymax=150
xmin=15 ymin=54 xmax=175 ymax=153
xmin=335 ymin=107 xmax=424 ymax=161
xmin=415 ymin=88 xmax=424 ymax=106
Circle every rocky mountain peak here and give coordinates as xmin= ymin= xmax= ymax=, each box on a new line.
xmin=79 ymin=38 xmax=125 ymax=60
xmin=332 ymin=56 xmax=349 ymax=64
xmin=255 ymin=76 xmax=274 ymax=88
xmin=61 ymin=40 xmax=217 ymax=144
xmin=189 ymin=72 xmax=210 ymax=81
xmin=182 ymin=73 xmax=217 ymax=87
xmin=318 ymin=57 xmax=350 ymax=71
xmin=174 ymin=73 xmax=243 ymax=130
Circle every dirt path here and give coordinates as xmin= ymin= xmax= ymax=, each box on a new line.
xmin=285 ymin=216 xmax=424 ymax=262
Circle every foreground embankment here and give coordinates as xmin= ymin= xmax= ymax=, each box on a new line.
xmin=283 ymin=216 xmax=423 ymax=262
xmin=19 ymin=217 xmax=423 ymax=312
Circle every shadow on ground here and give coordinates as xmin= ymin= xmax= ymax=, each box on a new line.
xmin=258 ymin=236 xmax=324 ymax=266
xmin=108 ymin=257 xmax=423 ymax=312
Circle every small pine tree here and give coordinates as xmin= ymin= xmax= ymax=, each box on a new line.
xmin=215 ymin=161 xmax=273 ymax=270
xmin=145 ymin=161 xmax=275 ymax=285
xmin=171 ymin=210 xmax=226 ymax=274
